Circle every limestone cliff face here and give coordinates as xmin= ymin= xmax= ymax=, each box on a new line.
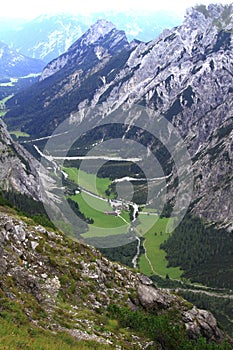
xmin=0 ymin=120 xmax=41 ymax=199
xmin=40 ymin=19 xmax=130 ymax=81
xmin=0 ymin=209 xmax=228 ymax=347
xmin=5 ymin=4 xmax=233 ymax=224
xmin=0 ymin=120 xmax=57 ymax=206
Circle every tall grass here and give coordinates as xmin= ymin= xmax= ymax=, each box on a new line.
xmin=0 ymin=318 xmax=110 ymax=350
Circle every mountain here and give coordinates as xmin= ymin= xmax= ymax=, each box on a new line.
xmin=0 ymin=119 xmax=60 ymax=219
xmin=0 ymin=12 xmax=181 ymax=62
xmin=40 ymin=19 xmax=130 ymax=81
xmin=0 ymin=119 xmax=42 ymax=199
xmin=5 ymin=4 xmax=233 ymax=226
xmin=0 ymin=41 xmax=45 ymax=78
xmin=0 ymin=206 xmax=231 ymax=349
xmin=1 ymin=7 xmax=233 ymax=346
xmin=0 ymin=15 xmax=87 ymax=64
xmin=5 ymin=19 xmax=131 ymax=134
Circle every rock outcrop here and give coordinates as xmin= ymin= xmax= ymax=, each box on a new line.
xmin=0 ymin=209 xmax=229 ymax=347
xmin=0 ymin=119 xmax=41 ymax=199
xmin=0 ymin=119 xmax=57 ymax=205
xmin=137 ymin=283 xmax=223 ymax=342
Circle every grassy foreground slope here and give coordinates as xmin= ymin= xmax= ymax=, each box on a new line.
xmin=0 ymin=318 xmax=109 ymax=350
xmin=0 ymin=204 xmax=231 ymax=350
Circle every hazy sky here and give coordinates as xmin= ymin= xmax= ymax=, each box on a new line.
xmin=1 ymin=0 xmax=232 ymax=19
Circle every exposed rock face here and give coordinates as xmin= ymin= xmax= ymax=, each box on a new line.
xmin=183 ymin=307 xmax=223 ymax=342
xmin=0 ymin=120 xmax=40 ymax=199
xmin=0 ymin=209 xmax=227 ymax=346
xmin=137 ymin=284 xmax=224 ymax=342
xmin=5 ymin=4 xmax=233 ymax=224
xmin=0 ymin=119 xmax=56 ymax=203
xmin=138 ymin=284 xmax=177 ymax=311
xmin=0 ymin=41 xmax=44 ymax=78
xmin=40 ymin=19 xmax=130 ymax=81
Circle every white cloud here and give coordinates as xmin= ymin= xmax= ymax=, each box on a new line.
xmin=1 ymin=0 xmax=232 ymax=19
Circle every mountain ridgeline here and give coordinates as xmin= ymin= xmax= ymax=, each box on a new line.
xmin=5 ymin=4 xmax=233 ymax=226
xmin=0 ymin=12 xmax=181 ymax=62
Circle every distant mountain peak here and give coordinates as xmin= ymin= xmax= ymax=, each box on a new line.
xmin=0 ymin=13 xmax=181 ymax=63
xmin=40 ymin=19 xmax=129 ymax=80
xmin=70 ymin=19 xmax=119 ymax=48
xmin=89 ymin=19 xmax=116 ymax=34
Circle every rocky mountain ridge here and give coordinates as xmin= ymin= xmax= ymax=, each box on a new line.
xmin=0 ymin=12 xmax=181 ymax=62
xmin=0 ymin=207 xmax=230 ymax=349
xmin=0 ymin=41 xmax=44 ymax=79
xmin=0 ymin=119 xmax=41 ymax=199
xmin=5 ymin=4 xmax=232 ymax=225
xmin=0 ymin=119 xmax=58 ymax=209
xmin=40 ymin=19 xmax=130 ymax=81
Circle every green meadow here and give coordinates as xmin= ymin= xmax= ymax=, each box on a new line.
xmin=0 ymin=318 xmax=110 ymax=350
xmin=64 ymin=166 xmax=182 ymax=279
xmin=0 ymin=78 xmax=18 ymax=87
xmin=137 ymin=214 xmax=183 ymax=279
xmin=0 ymin=94 xmax=14 ymax=117
xmin=63 ymin=167 xmax=112 ymax=197
xmin=10 ymin=130 xmax=30 ymax=138
xmin=71 ymin=192 xmax=130 ymax=231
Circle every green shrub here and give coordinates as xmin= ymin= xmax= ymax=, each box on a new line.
xmin=107 ymin=304 xmax=231 ymax=350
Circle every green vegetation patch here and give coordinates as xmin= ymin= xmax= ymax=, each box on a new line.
xmin=71 ymin=192 xmax=129 ymax=230
xmin=107 ymin=304 xmax=231 ymax=350
xmin=81 ymin=224 xmax=128 ymax=238
xmin=0 ymin=190 xmax=56 ymax=229
xmin=0 ymin=93 xmax=14 ymax=105
xmin=63 ymin=167 xmax=112 ymax=198
xmin=161 ymin=214 xmax=233 ymax=288
xmin=9 ymin=130 xmax=30 ymax=138
xmin=0 ymin=78 xmax=18 ymax=87
xmin=138 ymin=215 xmax=183 ymax=279
xmin=0 ymin=94 xmax=14 ymax=117
xmin=0 ymin=317 xmax=110 ymax=350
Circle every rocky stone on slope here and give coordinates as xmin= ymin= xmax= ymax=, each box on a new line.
xmin=0 ymin=210 xmax=228 ymax=346
xmin=137 ymin=283 xmax=224 ymax=342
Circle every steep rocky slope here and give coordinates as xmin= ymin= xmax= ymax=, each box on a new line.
xmin=0 ymin=119 xmax=57 ymax=207
xmin=0 ymin=41 xmax=44 ymax=78
xmin=0 ymin=119 xmax=41 ymax=199
xmin=40 ymin=19 xmax=130 ymax=81
xmin=5 ymin=4 xmax=232 ymax=225
xmin=0 ymin=207 xmax=231 ymax=349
